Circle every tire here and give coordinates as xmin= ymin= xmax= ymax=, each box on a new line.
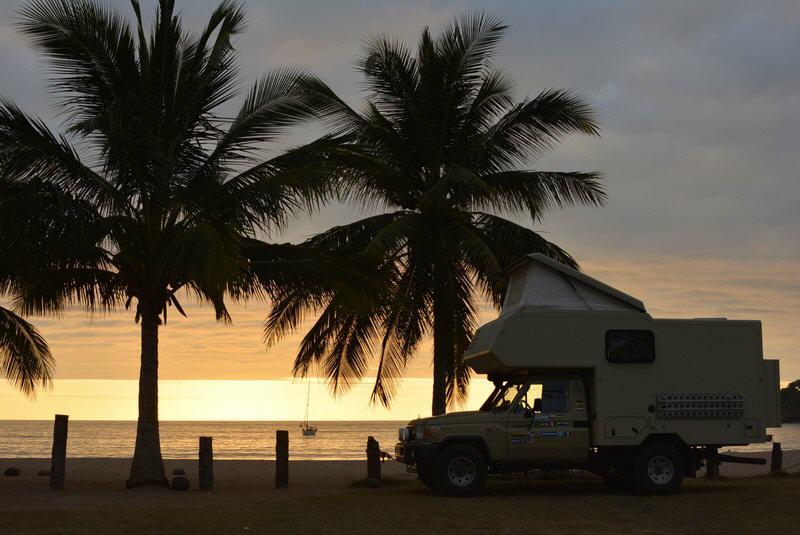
xmin=432 ymin=444 xmax=487 ymax=497
xmin=633 ymin=443 xmax=685 ymax=494
xmin=417 ymin=460 xmax=436 ymax=490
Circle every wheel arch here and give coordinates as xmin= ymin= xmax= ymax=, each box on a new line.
xmin=639 ymin=433 xmax=696 ymax=476
xmin=440 ymin=436 xmax=492 ymax=463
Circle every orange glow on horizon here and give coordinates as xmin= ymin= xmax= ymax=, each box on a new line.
xmin=0 ymin=379 xmax=496 ymax=421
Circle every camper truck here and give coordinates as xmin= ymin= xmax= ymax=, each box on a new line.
xmin=395 ymin=254 xmax=782 ymax=496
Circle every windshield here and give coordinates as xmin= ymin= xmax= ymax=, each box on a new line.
xmin=480 ymin=381 xmax=528 ymax=413
xmin=479 ymin=380 xmax=547 ymax=413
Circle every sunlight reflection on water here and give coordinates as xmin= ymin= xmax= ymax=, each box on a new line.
xmin=0 ymin=420 xmax=406 ymax=460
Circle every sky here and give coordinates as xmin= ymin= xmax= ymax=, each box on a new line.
xmin=0 ymin=0 xmax=798 ymax=420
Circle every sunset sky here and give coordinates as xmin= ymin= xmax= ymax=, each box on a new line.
xmin=1 ymin=0 xmax=798 ymax=420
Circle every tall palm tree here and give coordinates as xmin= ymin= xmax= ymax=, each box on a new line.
xmin=0 ymin=0 xmax=331 ymax=486
xmin=263 ymin=13 xmax=606 ymax=416
xmin=0 ymin=305 xmax=54 ymax=396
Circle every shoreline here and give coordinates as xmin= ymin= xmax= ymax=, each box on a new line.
xmin=2 ymin=449 xmax=797 ymax=484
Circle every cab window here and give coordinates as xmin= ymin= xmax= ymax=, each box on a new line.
xmin=481 ymin=382 xmax=527 ymax=413
xmin=481 ymin=379 xmax=571 ymax=414
xmin=541 ymin=380 xmax=569 ymax=413
xmin=513 ymin=383 xmax=542 ymax=414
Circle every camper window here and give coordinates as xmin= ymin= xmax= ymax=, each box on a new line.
xmin=606 ymin=330 xmax=655 ymax=363
xmin=504 ymin=271 xmax=525 ymax=308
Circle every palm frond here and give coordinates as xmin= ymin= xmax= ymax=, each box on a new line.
xmin=474 ymin=170 xmax=606 ymax=220
xmin=370 ymin=266 xmax=430 ymax=406
xmin=0 ymin=306 xmax=54 ymax=397
xmin=305 ymin=212 xmax=407 ymax=253
xmin=473 ymin=89 xmax=600 ymax=172
xmin=18 ymin=0 xmax=139 ymax=128
xmin=358 ymin=34 xmax=418 ymax=123
xmin=0 ymin=100 xmax=126 ymax=211
xmin=207 ymin=68 xmax=320 ymax=165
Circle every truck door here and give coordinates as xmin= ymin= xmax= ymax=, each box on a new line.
xmin=506 ymin=379 xmax=590 ymax=464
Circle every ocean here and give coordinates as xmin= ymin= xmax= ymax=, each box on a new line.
xmin=0 ymin=420 xmax=405 ymax=460
xmin=1 ymin=420 xmax=798 ymax=460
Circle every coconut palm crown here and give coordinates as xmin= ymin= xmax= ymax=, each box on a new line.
xmin=263 ymin=13 xmax=606 ymax=415
xmin=0 ymin=0 xmax=332 ymax=486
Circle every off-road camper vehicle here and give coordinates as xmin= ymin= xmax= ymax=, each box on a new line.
xmin=395 ymin=254 xmax=782 ymax=495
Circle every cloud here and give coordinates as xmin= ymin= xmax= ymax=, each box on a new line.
xmin=1 ymin=0 xmax=798 ymax=391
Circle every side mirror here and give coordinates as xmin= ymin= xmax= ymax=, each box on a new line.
xmin=533 ymin=398 xmax=542 ymax=413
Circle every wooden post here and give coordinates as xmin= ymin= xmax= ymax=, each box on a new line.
xmin=705 ymin=446 xmax=719 ymax=479
xmin=199 ymin=436 xmax=213 ymax=490
xmin=770 ymin=442 xmax=782 ymax=473
xmin=49 ymin=414 xmax=68 ymax=490
xmin=366 ymin=436 xmax=381 ymax=487
xmin=275 ymin=430 xmax=288 ymax=488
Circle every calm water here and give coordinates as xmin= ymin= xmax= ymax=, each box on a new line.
xmin=0 ymin=421 xmax=406 ymax=460
xmin=1 ymin=420 xmax=797 ymax=459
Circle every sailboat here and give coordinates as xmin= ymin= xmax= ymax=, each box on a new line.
xmin=301 ymin=381 xmax=317 ymax=436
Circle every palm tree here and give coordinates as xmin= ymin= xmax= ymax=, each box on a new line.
xmin=263 ymin=13 xmax=606 ymax=416
xmin=0 ymin=0 xmax=331 ymax=486
xmin=0 ymin=306 xmax=54 ymax=396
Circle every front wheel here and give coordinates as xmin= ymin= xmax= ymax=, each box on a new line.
xmin=633 ymin=444 xmax=685 ymax=494
xmin=432 ymin=444 xmax=487 ymax=497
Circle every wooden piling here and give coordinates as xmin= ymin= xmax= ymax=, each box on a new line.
xmin=275 ymin=430 xmax=289 ymax=488
xmin=366 ymin=436 xmax=381 ymax=487
xmin=704 ymin=446 xmax=719 ymax=479
xmin=770 ymin=442 xmax=782 ymax=473
xmin=199 ymin=436 xmax=213 ymax=490
xmin=49 ymin=414 xmax=68 ymax=490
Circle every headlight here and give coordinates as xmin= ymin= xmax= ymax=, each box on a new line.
xmin=398 ymin=427 xmax=410 ymax=442
xmin=416 ymin=425 xmax=440 ymax=440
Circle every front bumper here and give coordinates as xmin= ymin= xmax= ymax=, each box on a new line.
xmin=394 ymin=442 xmax=440 ymax=465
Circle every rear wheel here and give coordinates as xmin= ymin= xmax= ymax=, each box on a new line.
xmin=432 ymin=444 xmax=487 ymax=497
xmin=633 ymin=444 xmax=685 ymax=494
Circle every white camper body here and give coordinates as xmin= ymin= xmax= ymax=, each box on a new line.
xmin=465 ymin=254 xmax=782 ymax=449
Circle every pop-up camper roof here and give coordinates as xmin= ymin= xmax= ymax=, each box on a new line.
xmin=501 ymin=253 xmax=646 ymax=314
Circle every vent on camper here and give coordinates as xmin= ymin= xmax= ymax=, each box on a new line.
xmin=656 ymin=393 xmax=744 ymax=419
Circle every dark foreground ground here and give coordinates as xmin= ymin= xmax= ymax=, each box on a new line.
xmin=1 ymin=459 xmax=799 ymax=534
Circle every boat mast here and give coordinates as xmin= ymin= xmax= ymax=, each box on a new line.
xmin=304 ymin=381 xmax=311 ymax=427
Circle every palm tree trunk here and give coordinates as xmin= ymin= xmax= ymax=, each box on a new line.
xmin=431 ymin=269 xmax=453 ymax=416
xmin=127 ymin=310 xmax=167 ymax=487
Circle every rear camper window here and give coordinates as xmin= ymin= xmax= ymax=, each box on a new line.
xmin=605 ymin=330 xmax=655 ymax=363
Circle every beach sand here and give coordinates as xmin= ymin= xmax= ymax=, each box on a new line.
xmin=0 ymin=458 xmax=417 ymax=512
xmin=0 ymin=449 xmax=797 ymax=508
xmin=1 ymin=453 xmax=799 ymax=533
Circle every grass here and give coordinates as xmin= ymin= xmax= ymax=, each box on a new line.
xmin=2 ymin=475 xmax=799 ymax=534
